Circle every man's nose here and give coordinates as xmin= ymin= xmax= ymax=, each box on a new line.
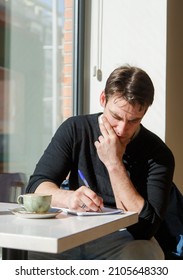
xmin=116 ymin=121 xmax=128 ymax=136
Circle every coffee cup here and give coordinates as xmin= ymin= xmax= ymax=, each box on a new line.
xmin=17 ymin=193 xmax=52 ymax=213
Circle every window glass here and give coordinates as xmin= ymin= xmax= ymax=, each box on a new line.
xmin=0 ymin=0 xmax=73 ymax=180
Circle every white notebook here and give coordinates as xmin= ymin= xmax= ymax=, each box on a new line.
xmin=59 ymin=207 xmax=123 ymax=216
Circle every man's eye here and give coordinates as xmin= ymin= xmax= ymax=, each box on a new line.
xmin=129 ymin=119 xmax=139 ymax=124
xmin=112 ymin=115 xmax=121 ymax=120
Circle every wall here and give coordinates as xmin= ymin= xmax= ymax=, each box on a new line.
xmin=85 ymin=0 xmax=183 ymax=192
xmin=88 ymin=0 xmax=167 ymax=141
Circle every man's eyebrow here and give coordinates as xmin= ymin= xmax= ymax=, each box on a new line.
xmin=109 ymin=110 xmax=121 ymax=119
xmin=109 ymin=109 xmax=142 ymax=122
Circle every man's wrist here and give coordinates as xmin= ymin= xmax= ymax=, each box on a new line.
xmin=105 ymin=161 xmax=124 ymax=173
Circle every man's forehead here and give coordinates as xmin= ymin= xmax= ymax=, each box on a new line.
xmin=109 ymin=96 xmax=146 ymax=116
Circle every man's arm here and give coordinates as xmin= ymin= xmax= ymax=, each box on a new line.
xmin=35 ymin=181 xmax=73 ymax=208
xmin=95 ymin=117 xmax=144 ymax=213
xmin=35 ymin=181 xmax=103 ymax=211
xmin=106 ymin=162 xmax=144 ymax=213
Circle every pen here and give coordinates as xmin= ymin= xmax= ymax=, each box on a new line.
xmin=78 ymin=169 xmax=91 ymax=189
xmin=78 ymin=169 xmax=103 ymax=212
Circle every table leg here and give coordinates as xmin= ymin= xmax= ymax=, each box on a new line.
xmin=2 ymin=248 xmax=28 ymax=260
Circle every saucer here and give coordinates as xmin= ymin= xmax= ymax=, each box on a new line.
xmin=9 ymin=207 xmax=62 ymax=219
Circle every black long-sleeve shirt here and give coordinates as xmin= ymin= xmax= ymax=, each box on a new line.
xmin=26 ymin=113 xmax=175 ymax=239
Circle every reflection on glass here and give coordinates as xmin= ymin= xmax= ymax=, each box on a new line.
xmin=0 ymin=0 xmax=73 ymax=179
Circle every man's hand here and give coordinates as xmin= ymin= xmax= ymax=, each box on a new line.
xmin=95 ymin=116 xmax=128 ymax=168
xmin=67 ymin=186 xmax=103 ymax=212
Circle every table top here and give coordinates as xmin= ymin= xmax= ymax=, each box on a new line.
xmin=0 ymin=202 xmax=138 ymax=254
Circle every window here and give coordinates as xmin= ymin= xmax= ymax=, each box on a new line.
xmin=0 ymin=0 xmax=76 ymax=180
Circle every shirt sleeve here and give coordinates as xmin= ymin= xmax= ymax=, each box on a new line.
xmin=26 ymin=118 xmax=75 ymax=193
xmin=127 ymin=141 xmax=175 ymax=240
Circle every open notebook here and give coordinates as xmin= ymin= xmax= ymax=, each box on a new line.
xmin=59 ymin=207 xmax=123 ymax=216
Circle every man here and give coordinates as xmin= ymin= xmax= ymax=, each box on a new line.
xmin=27 ymin=65 xmax=175 ymax=259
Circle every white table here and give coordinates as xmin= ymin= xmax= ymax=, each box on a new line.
xmin=0 ymin=202 xmax=138 ymax=259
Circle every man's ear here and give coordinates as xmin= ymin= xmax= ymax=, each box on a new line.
xmin=99 ymin=91 xmax=106 ymax=108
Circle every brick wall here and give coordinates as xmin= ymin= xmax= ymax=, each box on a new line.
xmin=62 ymin=0 xmax=73 ymax=121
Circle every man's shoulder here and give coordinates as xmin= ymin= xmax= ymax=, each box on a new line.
xmin=63 ymin=113 xmax=101 ymax=125
xmin=140 ymin=125 xmax=160 ymax=139
xmin=133 ymin=125 xmax=174 ymax=161
xmin=56 ymin=113 xmax=101 ymax=136
xmin=140 ymin=125 xmax=168 ymax=147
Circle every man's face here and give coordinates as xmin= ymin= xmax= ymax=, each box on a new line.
xmin=100 ymin=92 xmax=147 ymax=144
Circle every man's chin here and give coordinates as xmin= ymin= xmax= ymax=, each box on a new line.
xmin=118 ymin=137 xmax=131 ymax=145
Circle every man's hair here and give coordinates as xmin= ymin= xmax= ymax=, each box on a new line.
xmin=104 ymin=65 xmax=154 ymax=109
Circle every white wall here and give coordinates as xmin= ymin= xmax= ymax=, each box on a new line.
xmin=88 ymin=0 xmax=167 ymax=140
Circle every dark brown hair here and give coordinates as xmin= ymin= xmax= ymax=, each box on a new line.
xmin=104 ymin=65 xmax=154 ymax=108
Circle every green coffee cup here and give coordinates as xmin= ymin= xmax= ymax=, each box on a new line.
xmin=17 ymin=193 xmax=52 ymax=213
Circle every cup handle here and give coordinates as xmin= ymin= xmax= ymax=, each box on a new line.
xmin=17 ymin=195 xmax=24 ymax=205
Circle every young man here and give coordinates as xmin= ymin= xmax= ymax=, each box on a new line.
xmin=27 ymin=65 xmax=175 ymax=259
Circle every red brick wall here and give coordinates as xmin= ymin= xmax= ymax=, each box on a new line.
xmin=62 ymin=0 xmax=73 ymax=121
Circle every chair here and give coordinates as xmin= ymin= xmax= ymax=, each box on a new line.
xmin=0 ymin=172 xmax=27 ymax=260
xmin=155 ymin=183 xmax=183 ymax=259
xmin=0 ymin=172 xmax=27 ymax=203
